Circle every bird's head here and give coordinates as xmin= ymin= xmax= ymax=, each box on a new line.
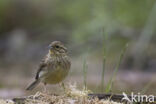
xmin=49 ymin=41 xmax=67 ymax=55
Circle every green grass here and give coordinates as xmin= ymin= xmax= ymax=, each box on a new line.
xmin=82 ymin=55 xmax=88 ymax=90
xmin=99 ymin=28 xmax=129 ymax=93
xmin=105 ymin=43 xmax=128 ymax=93
xmin=100 ymin=29 xmax=107 ymax=92
xmin=81 ymin=29 xmax=129 ymax=94
xmin=101 ymin=55 xmax=106 ymax=92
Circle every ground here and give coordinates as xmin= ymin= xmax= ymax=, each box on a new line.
xmin=0 ymin=84 xmax=122 ymax=104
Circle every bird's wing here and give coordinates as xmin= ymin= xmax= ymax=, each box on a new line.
xmin=35 ymin=59 xmax=47 ymax=80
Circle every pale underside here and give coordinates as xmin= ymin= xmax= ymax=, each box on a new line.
xmin=39 ymin=55 xmax=70 ymax=84
xmin=43 ymin=66 xmax=69 ymax=84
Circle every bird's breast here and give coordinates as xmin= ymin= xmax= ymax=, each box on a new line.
xmin=44 ymin=66 xmax=69 ymax=84
xmin=43 ymin=56 xmax=70 ymax=84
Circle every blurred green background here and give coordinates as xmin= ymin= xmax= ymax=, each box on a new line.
xmin=0 ymin=0 xmax=156 ymax=98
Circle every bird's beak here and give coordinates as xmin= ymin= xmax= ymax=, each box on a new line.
xmin=47 ymin=45 xmax=50 ymax=49
xmin=48 ymin=45 xmax=50 ymax=48
xmin=48 ymin=46 xmax=51 ymax=49
xmin=48 ymin=45 xmax=53 ymax=49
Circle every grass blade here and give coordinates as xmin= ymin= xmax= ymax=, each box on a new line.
xmin=101 ymin=55 xmax=106 ymax=92
xmin=83 ymin=55 xmax=88 ymax=90
xmin=105 ymin=43 xmax=128 ymax=93
xmin=101 ymin=29 xmax=107 ymax=92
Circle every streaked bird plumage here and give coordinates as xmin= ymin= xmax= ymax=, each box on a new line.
xmin=26 ymin=41 xmax=71 ymax=90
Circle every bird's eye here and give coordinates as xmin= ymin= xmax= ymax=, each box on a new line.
xmin=55 ymin=45 xmax=59 ymax=48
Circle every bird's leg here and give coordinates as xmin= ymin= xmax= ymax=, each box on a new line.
xmin=60 ymin=82 xmax=66 ymax=92
xmin=43 ymin=83 xmax=47 ymax=93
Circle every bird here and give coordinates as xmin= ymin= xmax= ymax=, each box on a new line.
xmin=26 ymin=41 xmax=71 ymax=91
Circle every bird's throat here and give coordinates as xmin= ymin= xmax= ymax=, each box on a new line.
xmin=49 ymin=50 xmax=54 ymax=55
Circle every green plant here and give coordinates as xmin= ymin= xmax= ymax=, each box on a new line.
xmin=101 ymin=29 xmax=107 ymax=92
xmin=82 ymin=55 xmax=88 ymax=90
xmin=105 ymin=43 xmax=128 ymax=93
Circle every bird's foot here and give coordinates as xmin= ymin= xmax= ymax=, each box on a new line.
xmin=42 ymin=83 xmax=47 ymax=93
xmin=60 ymin=82 xmax=66 ymax=92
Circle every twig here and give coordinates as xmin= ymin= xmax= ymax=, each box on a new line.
xmin=88 ymin=93 xmax=156 ymax=103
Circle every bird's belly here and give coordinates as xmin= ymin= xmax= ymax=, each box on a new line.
xmin=44 ymin=67 xmax=69 ymax=84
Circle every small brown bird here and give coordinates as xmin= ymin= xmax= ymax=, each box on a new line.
xmin=26 ymin=41 xmax=71 ymax=90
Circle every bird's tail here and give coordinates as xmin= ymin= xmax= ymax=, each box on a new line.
xmin=26 ymin=79 xmax=40 ymax=90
